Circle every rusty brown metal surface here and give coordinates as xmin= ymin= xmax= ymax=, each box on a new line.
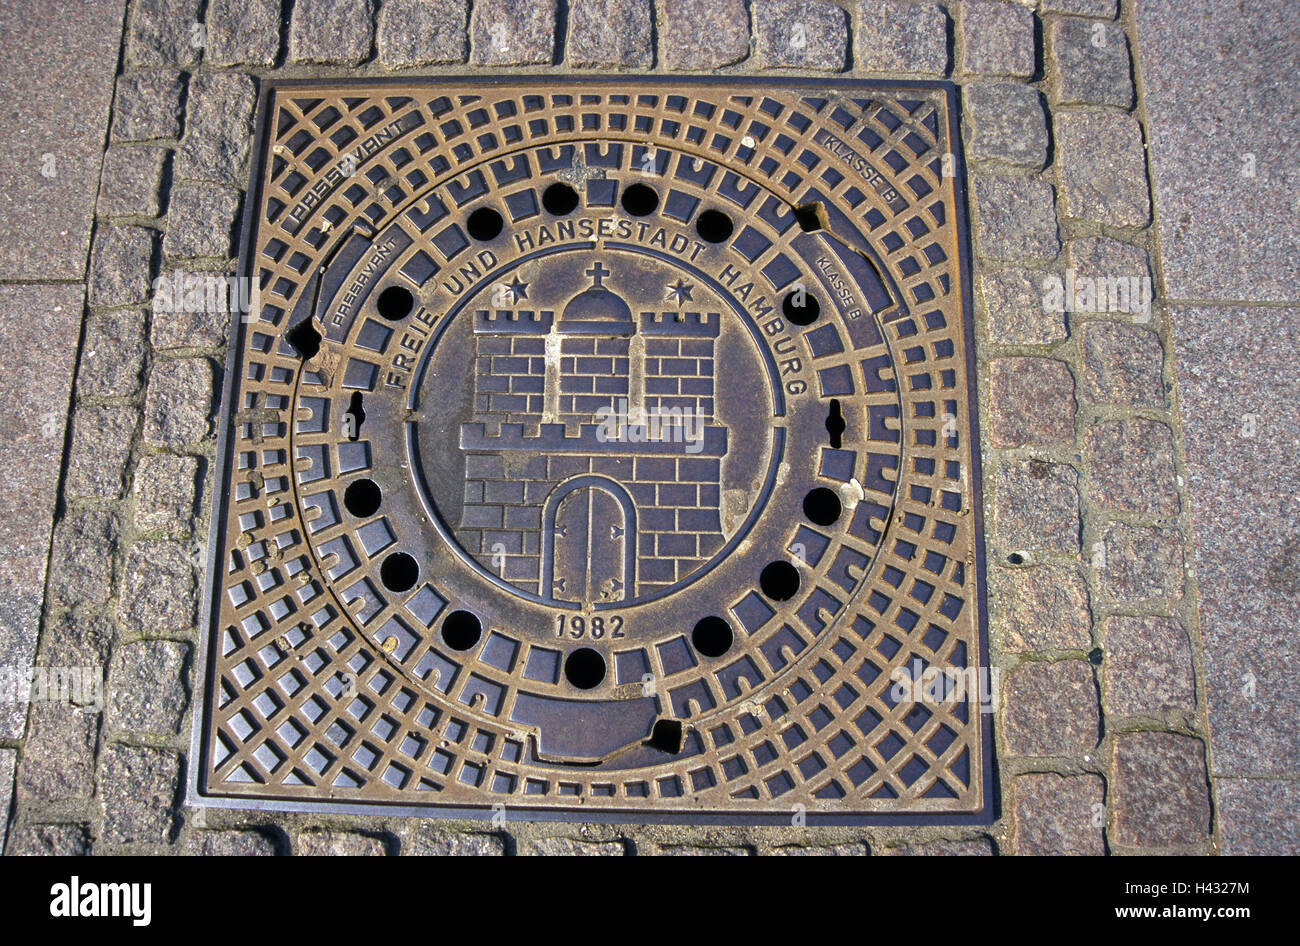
xmin=190 ymin=77 xmax=992 ymax=823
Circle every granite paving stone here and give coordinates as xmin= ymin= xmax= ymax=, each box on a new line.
xmin=189 ymin=829 xmax=282 ymax=855
xmin=1096 ymin=522 xmax=1185 ymax=603
xmin=1055 ymin=111 xmax=1150 ymax=227
xmin=994 ymin=460 xmax=1081 ymax=554
xmin=64 ymin=404 xmax=137 ymax=501
xmin=753 ymin=0 xmax=848 ymax=72
xmin=989 ymin=562 xmax=1093 ymax=651
xmin=134 ymin=454 xmax=201 ymax=534
xmin=1137 ymin=0 xmax=1300 ymax=301
xmin=1049 ymin=16 xmax=1132 ymax=107
xmin=0 ymin=749 xmax=13 ymax=852
xmin=206 ymin=0 xmax=283 ymax=66
xmin=144 ymin=358 xmax=217 ymax=447
xmin=1103 ymin=615 xmax=1195 ymax=716
xmin=77 ymin=310 xmax=147 ymax=398
xmin=289 ymin=0 xmax=376 ymax=65
xmin=0 ymin=284 xmax=85 ymax=737
xmin=1083 ymin=418 xmax=1180 ymax=516
xmin=163 ymin=184 xmax=242 ymax=260
xmin=659 ymin=0 xmax=751 ymax=71
xmin=297 ymin=829 xmax=391 ymax=855
xmin=972 ymin=175 xmax=1061 ymax=261
xmin=106 ymin=640 xmax=190 ymax=735
xmin=1002 ymin=660 xmax=1100 ymax=756
xmin=989 ymin=357 xmax=1076 ymax=446
xmin=88 ymin=226 xmax=156 ymax=308
xmin=377 ymin=0 xmax=468 ymax=68
xmin=5 ymin=823 xmax=93 ymax=856
xmin=111 ymin=72 xmax=185 ymax=143
xmin=1014 ymin=773 xmax=1105 ymax=855
xmin=1111 ymin=732 xmax=1211 ymax=847
xmin=979 ymin=268 xmax=1067 ymax=344
xmin=117 ymin=541 xmax=198 ymax=635
xmin=469 ymin=0 xmax=556 ymax=66
xmin=401 ymin=827 xmax=507 ymax=855
xmin=16 ymin=704 xmax=100 ymax=802
xmin=48 ymin=511 xmax=120 ymax=610
xmin=0 ymin=0 xmax=125 ymax=279
xmin=880 ymin=838 xmax=993 ymax=855
xmin=1079 ymin=322 xmax=1165 ymax=408
xmin=566 ymin=0 xmax=653 ymax=69
xmin=961 ymin=0 xmax=1035 ymax=78
xmin=854 ymin=0 xmax=948 ymax=75
xmin=1042 ymin=0 xmax=1115 ymax=16
xmin=1215 ymin=779 xmax=1300 ymax=856
xmin=963 ymin=83 xmax=1049 ymax=168
xmin=97 ymin=147 xmax=168 ymax=219
xmin=99 ymin=744 xmax=181 ymax=844
xmin=175 ymin=74 xmax=258 ymax=187
xmin=125 ymin=0 xmax=202 ymax=68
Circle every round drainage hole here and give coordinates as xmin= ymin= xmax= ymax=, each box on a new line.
xmin=564 ymin=647 xmax=607 ymax=689
xmin=803 ymin=487 xmax=842 ymax=526
xmin=621 ymin=182 xmax=659 ymax=216
xmin=760 ymin=560 xmax=800 ymax=601
xmin=380 ymin=552 xmax=419 ymax=592
xmin=343 ymin=478 xmax=382 ymax=518
xmin=696 ymin=208 xmax=734 ymax=243
xmin=783 ymin=288 xmax=821 ymax=325
xmin=467 ymin=206 xmax=504 ymax=241
xmin=542 ymin=181 xmax=580 ymax=215
xmin=691 ymin=616 xmax=734 ymax=658
xmin=442 ymin=610 xmax=483 ymax=651
xmin=376 ymin=285 xmax=414 ymax=321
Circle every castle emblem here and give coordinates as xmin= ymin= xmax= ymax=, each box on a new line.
xmin=458 ymin=261 xmax=728 ymax=605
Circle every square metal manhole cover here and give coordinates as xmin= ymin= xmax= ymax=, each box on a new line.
xmin=191 ymin=77 xmax=992 ymax=824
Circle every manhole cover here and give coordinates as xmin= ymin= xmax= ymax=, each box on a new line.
xmin=191 ymin=78 xmax=992 ymax=824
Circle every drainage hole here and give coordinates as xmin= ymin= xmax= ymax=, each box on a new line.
xmin=542 ymin=181 xmax=580 ymax=215
xmin=377 ymin=284 xmax=415 ymax=321
xmin=803 ymin=487 xmax=843 ymax=526
xmin=343 ymin=478 xmax=382 ymax=518
xmin=648 ymin=718 xmax=684 ymax=754
xmin=825 ymin=398 xmax=846 ymax=449
xmin=620 ymin=182 xmax=659 ymax=216
xmin=794 ymin=201 xmax=828 ymax=232
xmin=286 ymin=318 xmax=322 ymax=359
xmin=1007 ymin=552 xmax=1027 ymax=566
xmin=691 ymin=615 xmax=734 ymax=658
xmin=696 ymin=208 xmax=734 ymax=243
xmin=760 ymin=560 xmax=800 ymax=601
xmin=783 ymin=288 xmax=821 ymax=325
xmin=442 ymin=610 xmax=483 ymax=651
xmin=564 ymin=647 xmax=606 ymax=689
xmin=380 ymin=551 xmax=418 ymax=592
xmin=467 ymin=206 xmax=504 ymax=241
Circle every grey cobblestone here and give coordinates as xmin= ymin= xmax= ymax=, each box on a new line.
xmin=771 ymin=842 xmax=869 ymax=855
xmin=1079 ymin=322 xmax=1165 ymax=408
xmin=1084 ymin=418 xmax=1180 ymax=516
xmin=880 ymin=838 xmax=993 ymax=855
xmin=567 ymin=0 xmax=653 ymax=69
xmin=1014 ymin=773 xmax=1105 ymax=855
xmin=163 ymin=184 xmax=242 ymax=260
xmin=188 ymin=828 xmax=282 ymax=855
xmin=990 ymin=562 xmax=1093 ymax=651
xmin=989 ymin=357 xmax=1076 ymax=446
xmin=49 ymin=510 xmax=120 ymax=609
xmin=126 ymin=0 xmax=203 ymax=69
xmin=1103 ymin=615 xmax=1195 ymax=716
xmin=297 ymin=828 xmax=391 ymax=855
xmin=290 ymin=0 xmax=375 ymax=65
xmin=16 ymin=704 xmax=99 ymax=802
xmin=961 ymin=0 xmax=1036 ymax=78
xmin=400 ymin=827 xmax=506 ymax=855
xmin=1049 ymin=17 xmax=1133 ymax=107
xmin=39 ymin=611 xmax=114 ymax=672
xmin=972 ymin=175 xmax=1060 ymax=261
xmin=994 ymin=459 xmax=1081 ymax=554
xmin=754 ymin=0 xmax=848 ymax=72
xmin=1097 ymin=522 xmax=1185 ymax=602
xmin=376 ymin=0 xmax=467 ymax=68
xmin=77 ymin=310 xmax=146 ymax=399
xmin=661 ymin=843 xmax=753 ymax=855
xmin=660 ymin=0 xmax=750 ymax=70
xmin=525 ymin=837 xmax=627 ymax=855
xmin=1055 ymin=111 xmax=1150 ymax=227
xmin=106 ymin=639 xmax=190 ymax=734
xmin=117 ymin=540 xmax=198 ymax=634
xmin=469 ymin=0 xmax=556 ymax=66
xmin=111 ymin=72 xmax=184 ymax=143
xmin=1070 ymin=235 xmax=1151 ymax=283
xmin=133 ymin=453 xmax=200 ymax=534
xmin=206 ymin=0 xmax=283 ymax=67
xmin=99 ymin=744 xmax=181 ymax=844
xmin=1002 ymin=660 xmax=1100 ymax=756
xmin=88 ymin=226 xmax=155 ymax=308
xmin=144 ymin=358 xmax=216 ymax=447
xmin=979 ymin=268 xmax=1066 ymax=345
xmin=64 ymin=405 xmax=137 ymax=501
xmin=1111 ymin=732 xmax=1210 ymax=847
xmin=151 ymin=287 xmax=232 ymax=350
xmin=1042 ymin=0 xmax=1116 ymax=16
xmin=97 ymin=147 xmax=168 ymax=218
xmin=855 ymin=0 xmax=948 ymax=75
xmin=5 ymin=823 xmax=92 ymax=856
xmin=175 ymin=73 xmax=257 ymax=187
xmin=963 ymin=82 xmax=1048 ymax=168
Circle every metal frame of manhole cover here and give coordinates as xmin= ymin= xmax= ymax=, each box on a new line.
xmin=188 ymin=76 xmax=994 ymax=825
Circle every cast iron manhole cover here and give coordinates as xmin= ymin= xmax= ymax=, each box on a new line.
xmin=191 ymin=78 xmax=992 ymax=824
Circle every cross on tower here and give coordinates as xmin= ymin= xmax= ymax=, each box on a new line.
xmin=585 ymin=261 xmax=611 ymax=288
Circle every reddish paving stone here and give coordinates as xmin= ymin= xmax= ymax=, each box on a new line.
xmin=1111 ymin=732 xmax=1211 ymax=847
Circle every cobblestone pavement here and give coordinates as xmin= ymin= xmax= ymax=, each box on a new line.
xmin=0 ymin=0 xmax=1294 ymax=856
